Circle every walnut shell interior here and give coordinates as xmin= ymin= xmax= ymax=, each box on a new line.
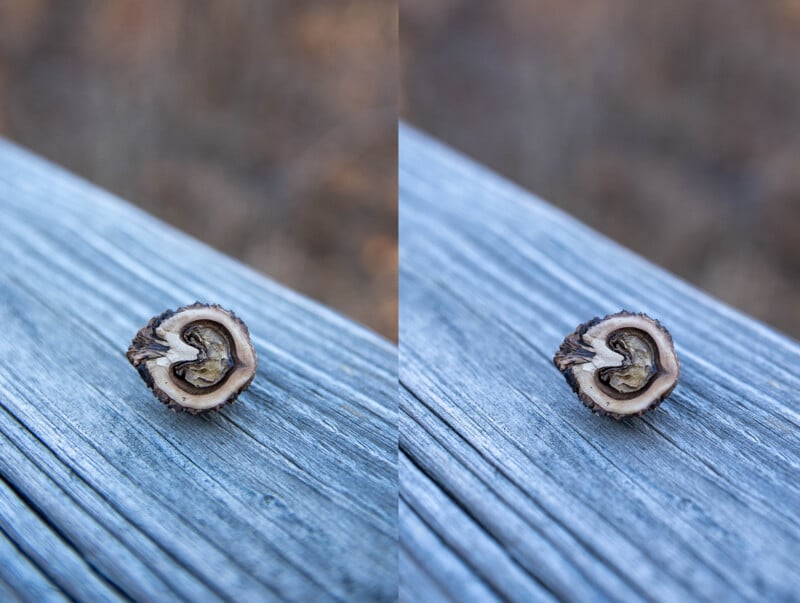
xmin=127 ymin=303 xmax=257 ymax=413
xmin=553 ymin=311 xmax=679 ymax=419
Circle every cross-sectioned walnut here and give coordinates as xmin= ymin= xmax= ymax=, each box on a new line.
xmin=554 ymin=311 xmax=680 ymax=419
xmin=127 ymin=303 xmax=257 ymax=414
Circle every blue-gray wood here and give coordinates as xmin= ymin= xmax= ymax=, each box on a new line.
xmin=399 ymin=123 xmax=800 ymax=602
xmin=0 ymin=139 xmax=397 ymax=602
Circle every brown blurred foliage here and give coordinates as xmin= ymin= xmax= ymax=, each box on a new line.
xmin=402 ymin=0 xmax=800 ymax=340
xmin=0 ymin=0 xmax=397 ymax=340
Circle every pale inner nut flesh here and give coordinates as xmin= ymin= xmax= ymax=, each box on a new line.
xmin=173 ymin=321 xmax=235 ymax=391
xmin=553 ymin=312 xmax=679 ymax=419
xmin=127 ymin=303 xmax=257 ymax=413
xmin=597 ymin=328 xmax=658 ymax=395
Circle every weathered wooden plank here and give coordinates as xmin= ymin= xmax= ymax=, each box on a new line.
xmin=399 ymin=124 xmax=800 ymax=602
xmin=0 ymin=138 xmax=397 ymax=602
xmin=0 ymin=542 xmax=66 ymax=603
xmin=0 ymin=474 xmax=124 ymax=601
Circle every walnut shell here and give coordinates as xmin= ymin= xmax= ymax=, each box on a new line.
xmin=127 ymin=303 xmax=257 ymax=413
xmin=553 ymin=311 xmax=680 ymax=419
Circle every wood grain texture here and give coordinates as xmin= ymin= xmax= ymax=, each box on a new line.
xmin=399 ymin=124 xmax=800 ymax=602
xmin=0 ymin=138 xmax=397 ymax=602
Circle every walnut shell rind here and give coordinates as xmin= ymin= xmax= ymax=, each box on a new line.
xmin=127 ymin=302 xmax=258 ymax=414
xmin=553 ymin=311 xmax=680 ymax=419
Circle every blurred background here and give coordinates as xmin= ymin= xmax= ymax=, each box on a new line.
xmin=0 ymin=0 xmax=397 ymax=340
xmin=401 ymin=0 xmax=800 ymax=340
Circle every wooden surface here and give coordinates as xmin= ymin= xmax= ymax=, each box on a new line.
xmin=0 ymin=138 xmax=397 ymax=602
xmin=399 ymin=124 xmax=800 ymax=602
